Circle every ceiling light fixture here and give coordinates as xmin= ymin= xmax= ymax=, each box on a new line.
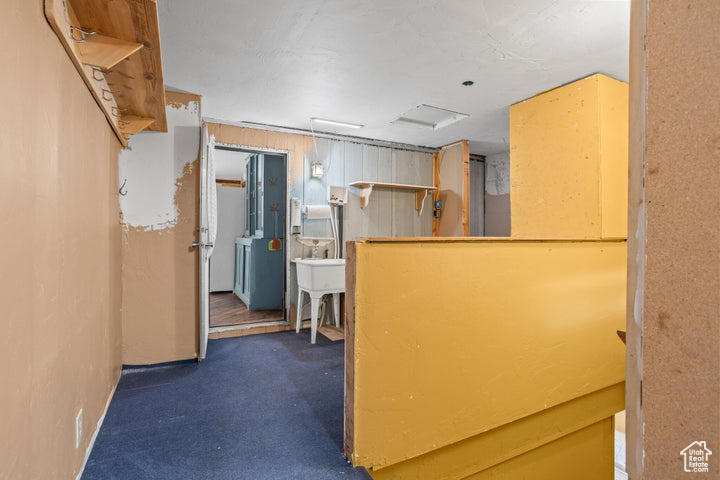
xmin=311 ymin=117 xmax=363 ymax=129
xmin=311 ymin=161 xmax=324 ymax=178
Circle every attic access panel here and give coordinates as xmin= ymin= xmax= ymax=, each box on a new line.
xmin=393 ymin=104 xmax=470 ymax=130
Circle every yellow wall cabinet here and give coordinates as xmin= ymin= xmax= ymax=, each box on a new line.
xmin=510 ymin=74 xmax=628 ymax=239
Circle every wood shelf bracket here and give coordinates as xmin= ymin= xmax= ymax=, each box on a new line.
xmin=118 ymin=116 xmax=156 ymax=136
xmin=415 ymin=188 xmax=430 ymax=214
xmin=355 ymin=184 xmax=373 ymax=209
xmin=77 ymin=34 xmax=143 ymax=70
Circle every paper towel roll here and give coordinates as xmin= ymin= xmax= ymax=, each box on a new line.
xmin=305 ymin=205 xmax=332 ymax=219
xmin=291 ymin=198 xmax=302 ymax=228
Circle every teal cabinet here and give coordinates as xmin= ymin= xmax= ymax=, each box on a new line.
xmin=234 ymin=237 xmax=284 ymax=310
xmin=235 ymin=153 xmax=286 ymax=311
xmin=245 ymin=154 xmax=285 ymax=239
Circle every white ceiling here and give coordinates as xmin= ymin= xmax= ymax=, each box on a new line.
xmin=158 ymin=0 xmax=630 ymax=155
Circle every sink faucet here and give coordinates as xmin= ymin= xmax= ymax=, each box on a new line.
xmin=311 ymin=240 xmax=320 ymax=258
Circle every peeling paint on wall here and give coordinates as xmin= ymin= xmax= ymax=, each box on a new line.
xmin=121 ymin=160 xmax=199 ymax=364
xmin=118 ymin=99 xmax=201 ymax=230
xmin=485 ymin=151 xmax=510 ymax=196
xmin=120 ymin=92 xmax=202 ymax=365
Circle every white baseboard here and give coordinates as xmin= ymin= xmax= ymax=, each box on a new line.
xmin=74 ymin=375 xmax=119 ymax=480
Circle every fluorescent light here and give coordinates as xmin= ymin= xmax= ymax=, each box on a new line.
xmin=311 ymin=117 xmax=363 ymax=129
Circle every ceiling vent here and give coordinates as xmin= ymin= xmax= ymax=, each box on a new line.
xmin=392 ymin=104 xmax=470 ymax=130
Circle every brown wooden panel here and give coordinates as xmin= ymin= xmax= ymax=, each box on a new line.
xmin=629 ymin=2 xmax=720 ymax=478
xmin=208 ymin=324 xmax=293 ymax=340
xmin=344 ymin=241 xmax=357 ymax=459
xmin=436 ymin=142 xmax=466 ymax=237
xmin=432 ymin=153 xmax=439 ymax=236
xmin=216 ymin=179 xmax=246 ymax=188
xmin=318 ymin=326 xmax=344 ymax=341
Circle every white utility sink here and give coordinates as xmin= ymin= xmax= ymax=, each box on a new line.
xmin=295 ymin=236 xmax=334 ymax=248
xmin=294 ymin=258 xmax=346 ymax=344
xmin=295 ymin=258 xmax=346 ymax=292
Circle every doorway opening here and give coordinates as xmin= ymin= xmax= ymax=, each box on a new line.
xmin=208 ymin=145 xmax=288 ymax=332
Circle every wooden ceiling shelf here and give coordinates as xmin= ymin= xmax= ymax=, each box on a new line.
xmin=44 ymin=0 xmax=167 ymax=147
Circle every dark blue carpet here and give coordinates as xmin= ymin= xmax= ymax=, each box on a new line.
xmin=82 ymin=331 xmax=371 ymax=480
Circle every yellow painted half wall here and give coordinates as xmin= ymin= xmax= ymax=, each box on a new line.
xmin=347 ymin=238 xmax=626 ymax=473
xmin=367 ymin=383 xmax=622 ymax=480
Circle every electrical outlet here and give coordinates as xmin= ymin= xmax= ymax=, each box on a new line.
xmin=75 ymin=409 xmax=83 ymax=448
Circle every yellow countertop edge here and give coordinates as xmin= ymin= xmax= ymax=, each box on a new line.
xmin=356 ymin=236 xmax=628 ymax=244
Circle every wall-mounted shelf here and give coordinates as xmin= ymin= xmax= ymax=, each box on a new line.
xmin=216 ymin=179 xmax=246 ymax=188
xmin=348 ymin=181 xmax=438 ymax=215
xmin=44 ymin=0 xmax=167 ymax=147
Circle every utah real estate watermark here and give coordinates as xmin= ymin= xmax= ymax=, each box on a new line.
xmin=680 ymin=441 xmax=712 ymax=473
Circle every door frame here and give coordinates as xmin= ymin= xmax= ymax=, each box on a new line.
xmin=201 ymin=137 xmax=292 ymax=339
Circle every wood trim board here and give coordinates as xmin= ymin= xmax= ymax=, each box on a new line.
xmin=344 ymin=241 xmax=357 ymax=459
xmin=461 ymin=139 xmax=470 ymax=236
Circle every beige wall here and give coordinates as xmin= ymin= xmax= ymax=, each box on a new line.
xmin=484 ymin=152 xmax=511 ymax=236
xmin=628 ymin=1 xmax=720 ymax=477
xmin=120 ymin=93 xmax=201 ymax=365
xmin=0 ymin=2 xmax=123 ymax=479
xmin=484 ymin=194 xmax=511 ymax=236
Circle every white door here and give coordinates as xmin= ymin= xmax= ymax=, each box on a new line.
xmin=197 ymin=124 xmax=217 ymax=360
